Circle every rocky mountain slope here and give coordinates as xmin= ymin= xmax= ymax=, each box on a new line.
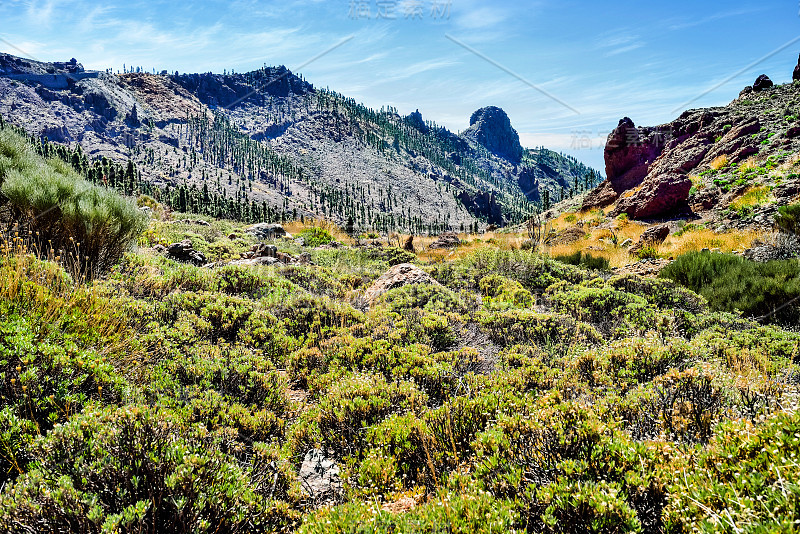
xmin=0 ymin=53 xmax=600 ymax=233
xmin=583 ymin=59 xmax=800 ymax=230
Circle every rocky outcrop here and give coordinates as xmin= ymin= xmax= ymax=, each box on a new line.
xmin=363 ymin=263 xmax=440 ymax=306
xmin=172 ymin=68 xmax=311 ymax=108
xmin=428 ymin=232 xmax=461 ymax=249
xmin=405 ymin=109 xmax=428 ymax=133
xmin=226 ymin=243 xmax=311 ymax=266
xmin=605 ymin=118 xmax=671 ymax=193
xmin=462 ymin=106 xmax=523 ymax=162
xmin=246 ymin=223 xmax=287 ymax=240
xmin=166 ymin=240 xmax=207 ymax=266
xmin=551 ymin=226 xmax=586 ymax=245
xmin=753 ymin=74 xmax=773 ymax=92
xmin=456 ymin=190 xmax=504 ymax=225
xmin=583 ymin=86 xmax=780 ymax=220
xmin=629 ymin=224 xmax=670 ymax=254
xmin=582 ymin=118 xmax=671 ymax=212
xmin=612 ymin=173 xmax=692 ymax=220
xmin=794 ymin=54 xmax=800 ymax=81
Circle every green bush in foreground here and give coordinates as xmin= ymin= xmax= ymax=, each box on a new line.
xmin=660 ymin=251 xmax=800 ymax=324
xmin=0 ymin=406 xmax=296 ymax=533
xmin=0 ymin=127 xmax=146 ymax=278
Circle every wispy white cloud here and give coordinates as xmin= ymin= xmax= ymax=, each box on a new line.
xmin=596 ymin=31 xmax=645 ymax=57
xmin=667 ymin=6 xmax=768 ymax=31
xmin=455 ymin=6 xmax=508 ymax=30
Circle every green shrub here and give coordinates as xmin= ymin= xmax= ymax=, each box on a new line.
xmin=774 ymin=201 xmax=800 ymax=235
xmin=366 ymin=413 xmax=433 ymax=488
xmin=0 ymin=312 xmax=126 ymax=486
xmin=442 ymin=249 xmax=588 ymax=293
xmin=635 ymin=245 xmax=659 ymax=260
xmin=608 ymin=274 xmax=707 ymax=314
xmin=351 ymin=452 xmax=402 ymax=499
xmin=0 ymin=406 xmax=290 ymax=533
xmin=473 ymin=395 xmax=665 ymax=532
xmin=653 ymin=368 xmax=722 ymax=444
xmin=0 ymin=128 xmax=147 ymax=278
xmin=376 ymin=282 xmax=466 ymax=314
xmin=287 ymin=374 xmax=427 ymax=459
xmin=477 ymin=309 xmax=602 ymax=349
xmin=660 ymin=252 xmax=800 ymax=324
xmin=297 ymin=227 xmax=334 ymax=247
xmin=665 ymin=411 xmax=800 ymax=532
xmin=554 ymin=251 xmax=610 ymax=271
xmin=300 ymin=491 xmax=519 ymax=533
xmin=479 ymin=274 xmax=534 ymax=308
xmin=547 ymin=282 xmax=656 ymax=336
xmin=535 ymin=480 xmax=642 ymax=533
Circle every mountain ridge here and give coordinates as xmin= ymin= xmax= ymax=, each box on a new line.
xmin=0 ymin=52 xmax=601 ymax=233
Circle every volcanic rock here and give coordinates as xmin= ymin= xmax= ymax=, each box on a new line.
xmin=612 ymin=173 xmax=692 ymax=220
xmin=582 ymin=117 xmax=670 ymax=211
xmin=405 ymin=109 xmax=428 ymax=133
xmin=363 ymin=263 xmax=440 ymax=306
xmin=753 ymin=74 xmax=773 ymax=92
xmin=428 ymin=232 xmax=461 ymax=249
xmin=299 ymin=449 xmax=341 ymax=507
xmin=551 ymin=226 xmax=586 ymax=245
xmin=166 ymin=239 xmax=207 ymax=266
xmin=794 ymin=54 xmax=800 ymax=81
xmin=629 ymin=225 xmax=670 ymax=254
xmin=246 ymin=223 xmax=287 ymax=240
xmin=462 ymin=106 xmax=523 ymax=162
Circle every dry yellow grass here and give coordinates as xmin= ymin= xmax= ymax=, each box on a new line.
xmin=280 ymin=212 xmax=765 ymax=270
xmin=710 ymin=154 xmax=730 ymax=170
xmin=661 ymin=227 xmax=763 ymax=257
xmin=738 ymin=156 xmax=758 ymax=173
xmin=282 ymin=219 xmax=355 ymax=245
xmin=689 ymin=174 xmax=706 ymax=190
xmin=414 ymin=231 xmax=525 ymax=263
xmin=0 ymin=237 xmax=130 ymax=353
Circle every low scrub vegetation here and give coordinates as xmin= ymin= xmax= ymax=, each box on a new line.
xmin=1 ymin=148 xmax=799 ymax=532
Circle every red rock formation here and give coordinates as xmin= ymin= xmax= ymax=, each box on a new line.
xmin=611 ymin=173 xmax=692 ymax=220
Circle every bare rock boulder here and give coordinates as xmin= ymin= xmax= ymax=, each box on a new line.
xmin=246 ymin=223 xmax=287 ymax=240
xmin=612 ymin=173 xmax=692 ymax=220
xmin=428 ymin=232 xmax=461 ymax=249
xmin=581 ymin=117 xmax=670 ymax=211
xmin=629 ymin=224 xmax=670 ymax=254
xmin=363 ymin=263 xmax=440 ymax=306
xmin=753 ymin=74 xmax=773 ymax=92
xmin=299 ymin=449 xmax=341 ymax=507
xmin=794 ymin=53 xmax=800 ymax=81
xmin=166 ymin=239 xmax=207 ymax=266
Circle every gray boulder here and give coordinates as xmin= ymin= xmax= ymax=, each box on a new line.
xmin=299 ymin=449 xmax=341 ymax=506
xmin=363 ymin=263 xmax=440 ymax=306
xmin=166 ymin=239 xmax=207 ymax=266
xmin=247 ymin=223 xmax=287 ymax=240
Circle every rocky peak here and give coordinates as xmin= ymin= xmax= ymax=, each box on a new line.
xmin=793 ymin=54 xmax=800 ymax=81
xmin=462 ymin=106 xmax=523 ymax=163
xmin=171 ymin=66 xmax=312 ymax=108
xmin=405 ymin=109 xmax=428 ymax=133
xmin=753 ymin=74 xmax=773 ymax=92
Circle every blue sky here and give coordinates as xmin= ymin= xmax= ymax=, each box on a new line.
xmin=1 ymin=0 xmax=798 ymax=170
